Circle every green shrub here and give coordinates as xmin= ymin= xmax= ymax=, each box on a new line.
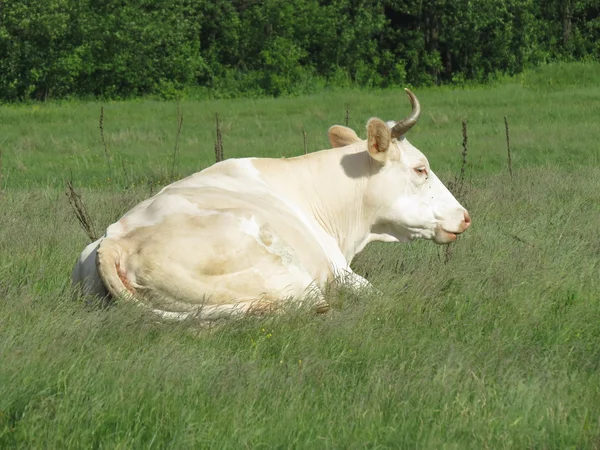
xmin=0 ymin=0 xmax=598 ymax=101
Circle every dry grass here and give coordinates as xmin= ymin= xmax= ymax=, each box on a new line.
xmin=64 ymin=178 xmax=98 ymax=242
xmin=214 ymin=112 xmax=224 ymax=163
xmin=170 ymin=101 xmax=184 ymax=179
xmin=505 ymin=115 xmax=513 ymax=179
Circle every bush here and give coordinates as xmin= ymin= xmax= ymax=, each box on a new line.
xmin=0 ymin=0 xmax=202 ymax=101
xmin=0 ymin=0 xmax=598 ymax=101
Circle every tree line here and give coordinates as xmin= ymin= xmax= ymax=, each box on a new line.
xmin=0 ymin=0 xmax=598 ymax=101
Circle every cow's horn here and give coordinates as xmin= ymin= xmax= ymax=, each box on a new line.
xmin=391 ymin=89 xmax=421 ymax=138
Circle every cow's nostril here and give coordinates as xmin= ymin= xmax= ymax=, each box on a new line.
xmin=463 ymin=211 xmax=471 ymax=229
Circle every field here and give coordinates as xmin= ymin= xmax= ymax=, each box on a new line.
xmin=1 ymin=63 xmax=599 ymax=448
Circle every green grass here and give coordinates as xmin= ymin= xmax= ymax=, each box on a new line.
xmin=1 ymin=63 xmax=600 ymax=448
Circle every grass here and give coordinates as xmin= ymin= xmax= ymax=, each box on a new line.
xmin=1 ymin=63 xmax=600 ymax=448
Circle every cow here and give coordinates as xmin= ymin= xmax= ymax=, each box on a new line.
xmin=72 ymin=89 xmax=471 ymax=320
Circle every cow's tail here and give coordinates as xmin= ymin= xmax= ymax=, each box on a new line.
xmin=96 ymin=237 xmax=137 ymax=303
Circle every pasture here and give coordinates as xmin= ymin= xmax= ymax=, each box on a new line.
xmin=1 ymin=63 xmax=599 ymax=448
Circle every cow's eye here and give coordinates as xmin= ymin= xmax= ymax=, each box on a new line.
xmin=414 ymin=167 xmax=428 ymax=176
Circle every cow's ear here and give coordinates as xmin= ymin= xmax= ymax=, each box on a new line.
xmin=328 ymin=125 xmax=361 ymax=148
xmin=366 ymin=118 xmax=391 ymax=162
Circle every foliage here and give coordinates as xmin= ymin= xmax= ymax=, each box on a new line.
xmin=0 ymin=0 xmax=203 ymax=100
xmin=0 ymin=0 xmax=599 ymax=98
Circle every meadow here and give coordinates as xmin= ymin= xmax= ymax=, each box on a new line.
xmin=1 ymin=63 xmax=599 ymax=448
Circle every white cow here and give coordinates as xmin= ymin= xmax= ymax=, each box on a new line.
xmin=72 ymin=90 xmax=470 ymax=320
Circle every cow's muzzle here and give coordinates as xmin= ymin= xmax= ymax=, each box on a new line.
xmin=434 ymin=211 xmax=471 ymax=244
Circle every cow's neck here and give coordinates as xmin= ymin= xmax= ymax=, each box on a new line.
xmin=252 ymin=144 xmax=376 ymax=264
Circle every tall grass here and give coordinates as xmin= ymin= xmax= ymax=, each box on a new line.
xmin=0 ymin=63 xmax=599 ymax=448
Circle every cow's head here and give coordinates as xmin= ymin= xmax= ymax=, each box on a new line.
xmin=329 ymin=89 xmax=470 ymax=244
